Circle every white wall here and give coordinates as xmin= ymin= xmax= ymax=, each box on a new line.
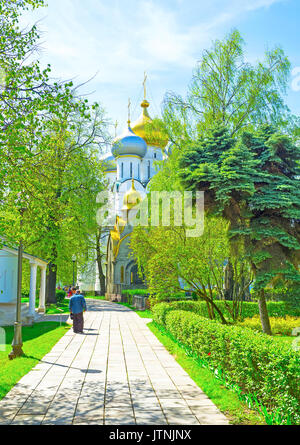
xmin=117 ymin=157 xmax=142 ymax=181
xmin=0 ymin=251 xmax=17 ymax=303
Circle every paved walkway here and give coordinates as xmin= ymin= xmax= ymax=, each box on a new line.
xmin=0 ymin=300 xmax=229 ymax=425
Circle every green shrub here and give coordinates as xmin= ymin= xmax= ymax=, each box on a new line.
xmin=159 ymin=309 xmax=300 ymax=424
xmin=151 ymin=300 xmax=299 ymax=324
xmin=21 ymin=288 xmax=30 ymax=298
xmin=122 ymin=289 xmax=148 ymax=305
xmin=56 ymin=290 xmax=66 ymax=303
xmin=240 ymin=315 xmax=300 ymax=336
xmin=122 ymin=289 xmax=148 ymax=296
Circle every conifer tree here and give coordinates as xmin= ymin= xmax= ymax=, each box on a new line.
xmin=179 ymin=125 xmax=300 ymax=334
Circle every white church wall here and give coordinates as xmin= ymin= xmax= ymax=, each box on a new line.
xmin=117 ymin=156 xmax=142 ymax=181
xmin=0 ymin=251 xmax=17 ymax=304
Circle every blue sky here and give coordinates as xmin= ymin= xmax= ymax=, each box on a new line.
xmin=22 ymin=0 xmax=300 ymax=137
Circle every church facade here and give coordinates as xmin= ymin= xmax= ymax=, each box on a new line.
xmin=102 ymin=94 xmax=168 ymax=300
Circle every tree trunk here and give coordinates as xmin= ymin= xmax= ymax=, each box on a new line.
xmin=258 ymin=289 xmax=272 ymax=335
xmin=224 ymin=261 xmax=234 ymax=300
xmin=205 ymin=300 xmax=213 ymax=320
xmin=97 ymin=257 xmax=106 ymax=296
xmin=96 ymin=227 xmax=106 ymax=296
xmin=209 ymin=299 xmax=228 ymax=324
xmin=46 ymin=262 xmax=57 ymax=304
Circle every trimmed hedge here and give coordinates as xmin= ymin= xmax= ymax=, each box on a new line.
xmin=154 ymin=308 xmax=300 ymax=424
xmin=56 ymin=290 xmax=66 ymax=303
xmin=151 ymin=300 xmax=299 ymax=324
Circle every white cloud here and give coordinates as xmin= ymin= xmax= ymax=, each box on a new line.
xmin=22 ymin=0 xmax=287 ymax=84
xmin=18 ymin=0 xmax=288 ymax=128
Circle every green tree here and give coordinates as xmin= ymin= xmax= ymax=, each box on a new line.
xmin=131 ymin=211 xmax=244 ymax=323
xmin=162 ymin=29 xmax=291 ymax=146
xmin=0 ymin=0 xmax=110 ymax=303
xmin=179 ymin=124 xmax=300 ymax=334
xmin=1 ymin=105 xmax=109 ymax=303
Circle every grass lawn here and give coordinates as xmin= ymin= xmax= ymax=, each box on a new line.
xmin=147 ymin=321 xmax=266 ymax=425
xmin=46 ymin=300 xmax=70 ymax=314
xmin=0 ymin=322 xmax=70 ymax=400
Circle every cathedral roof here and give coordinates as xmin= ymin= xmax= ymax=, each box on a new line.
xmin=122 ymin=179 xmax=142 ymax=211
xmin=103 ymin=154 xmax=117 ymax=172
xmin=131 ymin=100 xmax=168 ymax=149
xmin=112 ymin=126 xmax=147 ymax=159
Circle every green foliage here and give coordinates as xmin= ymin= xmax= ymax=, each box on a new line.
xmin=151 ymin=300 xmax=300 ymax=326
xmin=0 ymin=0 xmax=110 ymax=294
xmin=162 ymin=29 xmax=291 ymax=143
xmin=131 ymin=216 xmax=235 ymax=324
xmin=240 ymin=315 xmax=300 ymax=336
xmin=148 ymin=322 xmax=266 ymax=425
xmin=179 ymin=123 xmax=300 ymax=334
xmin=121 ymin=289 xmax=148 ymax=296
xmin=155 ymin=309 xmax=300 ymax=424
xmin=55 ymin=290 xmax=66 ymax=303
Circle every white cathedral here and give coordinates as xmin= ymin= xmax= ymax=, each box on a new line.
xmin=79 ymin=84 xmax=169 ymax=299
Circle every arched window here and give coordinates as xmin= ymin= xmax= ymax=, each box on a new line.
xmin=130 ymin=162 xmax=133 ymax=178
xmin=121 ymin=163 xmax=124 ymax=179
xmin=120 ymin=266 xmax=124 ymax=284
xmin=154 ymin=152 xmax=157 ymax=159
xmin=148 ymin=161 xmax=150 ymax=179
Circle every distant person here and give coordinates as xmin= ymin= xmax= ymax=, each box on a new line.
xmin=69 ymin=290 xmax=87 ymax=334
xmin=67 ymin=287 xmax=73 ymax=299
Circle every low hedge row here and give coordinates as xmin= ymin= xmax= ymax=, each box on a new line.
xmin=153 ymin=308 xmax=300 ymax=424
xmin=151 ymin=300 xmax=299 ymax=324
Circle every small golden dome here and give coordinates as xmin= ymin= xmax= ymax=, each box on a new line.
xmin=122 ymin=179 xmax=142 ymax=211
xmin=110 ymin=229 xmax=120 ymax=241
xmin=131 ymin=101 xmax=168 ymax=149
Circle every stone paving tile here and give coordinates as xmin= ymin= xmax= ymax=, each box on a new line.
xmin=11 ymin=415 xmax=44 ymax=425
xmin=132 ymin=399 xmax=162 ymax=410
xmin=18 ymin=400 xmax=52 ymax=415
xmin=104 ymin=409 xmax=136 ymax=426
xmin=159 ymin=398 xmax=191 ymax=410
xmin=42 ymin=417 xmax=74 ymax=425
xmin=73 ymin=416 xmax=104 ymax=425
xmin=0 ymin=414 xmax=14 ymax=425
xmin=135 ymin=411 xmax=167 ymax=425
xmin=0 ymin=400 xmax=25 ymax=413
xmin=194 ymin=412 xmax=229 ymax=425
xmin=0 ymin=300 xmax=229 ymax=425
xmin=75 ymin=402 xmax=104 ymax=416
xmin=166 ymin=414 xmax=201 ymax=425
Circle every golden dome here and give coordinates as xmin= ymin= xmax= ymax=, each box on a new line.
xmin=122 ymin=179 xmax=142 ymax=211
xmin=131 ymin=100 xmax=168 ymax=149
xmin=110 ymin=229 xmax=120 ymax=242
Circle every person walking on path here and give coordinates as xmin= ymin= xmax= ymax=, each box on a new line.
xmin=69 ymin=290 xmax=87 ymax=334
